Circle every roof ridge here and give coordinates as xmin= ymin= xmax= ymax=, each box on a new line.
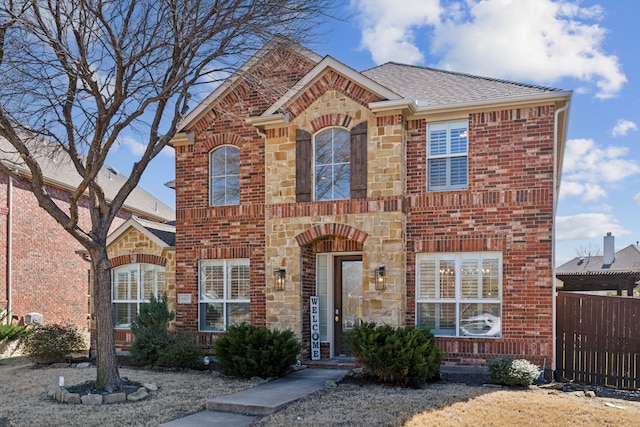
xmin=363 ymin=61 xmax=562 ymax=93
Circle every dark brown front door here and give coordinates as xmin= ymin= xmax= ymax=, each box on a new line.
xmin=333 ymin=255 xmax=363 ymax=356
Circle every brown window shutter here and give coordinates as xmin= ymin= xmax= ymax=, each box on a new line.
xmin=296 ymin=129 xmax=312 ymax=202
xmin=350 ymin=121 xmax=368 ymax=199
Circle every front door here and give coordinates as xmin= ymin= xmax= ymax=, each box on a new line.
xmin=333 ymin=255 xmax=363 ymax=356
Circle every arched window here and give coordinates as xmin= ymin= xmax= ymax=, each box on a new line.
xmin=314 ymin=128 xmax=350 ymax=201
xmin=112 ymin=263 xmax=166 ymax=328
xmin=210 ymin=145 xmax=240 ymax=206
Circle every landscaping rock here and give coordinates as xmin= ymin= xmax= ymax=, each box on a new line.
xmin=75 ymin=362 xmax=91 ymax=369
xmin=103 ymin=392 xmax=127 ymax=404
xmin=81 ymin=394 xmax=103 ymax=405
xmin=143 ymin=382 xmax=158 ymax=391
xmin=64 ymin=393 xmax=81 ymax=404
xmin=127 ymin=387 xmax=148 ymax=402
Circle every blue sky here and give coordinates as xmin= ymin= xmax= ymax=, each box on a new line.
xmin=108 ymin=0 xmax=640 ymax=266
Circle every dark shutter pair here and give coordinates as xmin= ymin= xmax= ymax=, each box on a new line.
xmin=295 ymin=121 xmax=367 ymax=202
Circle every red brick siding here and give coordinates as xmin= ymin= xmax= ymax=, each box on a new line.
xmin=406 ymin=106 xmax=556 ymax=366
xmin=1 ymin=175 xmax=129 ymax=330
xmin=175 ymin=47 xmax=317 ymax=334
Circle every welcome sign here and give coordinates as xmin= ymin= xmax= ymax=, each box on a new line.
xmin=310 ymin=296 xmax=320 ymax=360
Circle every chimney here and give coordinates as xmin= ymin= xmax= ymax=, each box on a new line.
xmin=603 ymin=232 xmax=615 ymax=267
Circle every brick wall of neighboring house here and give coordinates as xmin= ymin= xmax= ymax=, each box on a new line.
xmin=0 ymin=173 xmax=130 ymax=331
xmin=174 ymin=46 xmax=318 ymax=338
xmin=102 ymin=227 xmax=176 ymax=351
xmin=405 ymin=107 xmax=556 ymax=366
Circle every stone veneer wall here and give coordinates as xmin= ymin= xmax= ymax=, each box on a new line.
xmin=101 ymin=228 xmax=176 ymax=351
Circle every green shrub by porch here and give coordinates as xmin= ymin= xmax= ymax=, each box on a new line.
xmin=213 ymin=323 xmax=302 ymax=379
xmin=345 ymin=322 xmax=441 ymax=388
xmin=130 ymin=294 xmax=175 ymax=366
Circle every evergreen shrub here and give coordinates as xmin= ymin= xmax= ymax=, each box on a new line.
xmin=21 ymin=323 xmax=85 ymax=364
xmin=213 ymin=323 xmax=301 ymax=379
xmin=130 ymin=294 xmax=175 ymax=366
xmin=345 ymin=322 xmax=441 ymax=388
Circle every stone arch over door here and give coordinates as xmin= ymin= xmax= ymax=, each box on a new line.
xmin=296 ymin=223 xmax=368 ymax=360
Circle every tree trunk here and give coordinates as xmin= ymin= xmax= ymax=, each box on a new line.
xmin=91 ymin=248 xmax=121 ymax=392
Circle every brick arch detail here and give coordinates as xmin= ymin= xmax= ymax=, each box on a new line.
xmin=309 ymin=114 xmax=355 ymax=133
xmin=295 ymin=223 xmax=368 ymax=247
xmin=110 ymin=254 xmax=168 ymax=268
xmin=201 ymin=134 xmax=243 ymax=153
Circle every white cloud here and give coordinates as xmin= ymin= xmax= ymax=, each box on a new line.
xmin=352 ymin=0 xmax=441 ymax=64
xmin=559 ymin=181 xmax=606 ymax=201
xmin=611 ymin=119 xmax=638 ymax=137
xmin=634 ymin=193 xmax=640 ymax=204
xmin=120 ymin=136 xmax=174 ymax=158
xmin=562 ymin=138 xmax=640 ymax=184
xmin=353 ymin=0 xmax=626 ymax=98
xmin=556 ymin=213 xmax=630 ymax=241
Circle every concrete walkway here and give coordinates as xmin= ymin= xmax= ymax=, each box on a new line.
xmin=160 ymin=368 xmax=348 ymax=427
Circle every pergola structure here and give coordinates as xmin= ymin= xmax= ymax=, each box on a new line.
xmin=556 ymin=270 xmax=640 ymax=296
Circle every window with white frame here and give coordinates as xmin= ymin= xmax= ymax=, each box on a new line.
xmin=112 ymin=264 xmax=166 ymax=328
xmin=416 ymin=252 xmax=501 ymax=337
xmin=199 ymin=259 xmax=250 ymax=331
xmin=427 ymin=121 xmax=468 ymax=191
xmin=314 ymin=127 xmax=350 ymax=201
xmin=210 ymin=145 xmax=240 ymax=206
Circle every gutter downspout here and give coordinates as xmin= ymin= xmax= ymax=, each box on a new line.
xmin=552 ymin=101 xmax=570 ymax=375
xmin=6 ymin=176 xmax=12 ymax=322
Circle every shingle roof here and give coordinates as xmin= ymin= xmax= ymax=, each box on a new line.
xmin=556 ymin=244 xmax=640 ymax=274
xmin=0 ymin=136 xmax=174 ymax=222
xmin=361 ymin=62 xmax=564 ymax=107
xmin=134 ymin=218 xmax=176 ymax=246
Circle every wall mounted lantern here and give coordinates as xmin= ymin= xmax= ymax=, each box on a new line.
xmin=275 ymin=268 xmax=286 ymax=291
xmin=375 ymin=266 xmax=386 ymax=291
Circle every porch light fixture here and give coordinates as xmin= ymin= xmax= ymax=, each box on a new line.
xmin=375 ymin=266 xmax=386 ymax=291
xmin=275 ymin=268 xmax=286 ymax=291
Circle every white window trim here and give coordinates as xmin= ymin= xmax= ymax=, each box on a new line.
xmin=427 ymin=120 xmax=469 ymax=191
xmin=209 ymin=145 xmax=240 ymax=206
xmin=198 ymin=258 xmax=250 ymax=332
xmin=313 ymin=127 xmax=351 ymax=201
xmin=112 ymin=263 xmax=166 ymax=329
xmin=416 ymin=252 xmax=502 ymax=338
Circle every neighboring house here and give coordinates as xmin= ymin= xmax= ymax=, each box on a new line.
xmin=0 ymin=138 xmax=175 ymax=332
xmin=102 ymin=217 xmax=176 ymax=351
xmin=169 ymin=39 xmax=571 ymax=368
xmin=556 ymin=233 xmax=640 ymax=296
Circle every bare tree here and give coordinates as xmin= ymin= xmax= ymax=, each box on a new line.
xmin=0 ymin=0 xmax=332 ymax=392
xmin=575 ymin=243 xmax=601 ymax=259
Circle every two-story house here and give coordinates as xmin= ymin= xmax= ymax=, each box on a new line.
xmin=170 ymin=39 xmax=571 ymax=368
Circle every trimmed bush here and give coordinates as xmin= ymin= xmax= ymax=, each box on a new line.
xmin=130 ymin=294 xmax=175 ymax=366
xmin=214 ymin=323 xmax=301 ymax=379
xmin=345 ymin=322 xmax=441 ymax=388
xmin=21 ymin=323 xmax=85 ymax=364
xmin=488 ymin=357 xmax=541 ymax=386
xmin=156 ymin=334 xmax=203 ymax=369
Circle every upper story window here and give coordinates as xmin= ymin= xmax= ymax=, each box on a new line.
xmin=314 ymin=128 xmax=351 ymax=201
xmin=295 ymin=122 xmax=367 ymax=202
xmin=416 ymin=252 xmax=502 ymax=338
xmin=427 ymin=121 xmax=468 ymax=191
xmin=210 ymin=145 xmax=240 ymax=206
xmin=112 ymin=263 xmax=166 ymax=328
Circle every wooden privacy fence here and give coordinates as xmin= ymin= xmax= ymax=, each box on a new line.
xmin=556 ymin=292 xmax=640 ymax=390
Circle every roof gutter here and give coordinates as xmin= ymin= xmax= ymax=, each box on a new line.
xmin=552 ymin=100 xmax=571 ymax=373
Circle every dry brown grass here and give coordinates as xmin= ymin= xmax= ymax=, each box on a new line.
xmin=2 ymin=356 xmax=640 ymax=427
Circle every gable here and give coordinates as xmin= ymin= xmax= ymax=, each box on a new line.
xmin=175 ymin=41 xmax=322 ymax=135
